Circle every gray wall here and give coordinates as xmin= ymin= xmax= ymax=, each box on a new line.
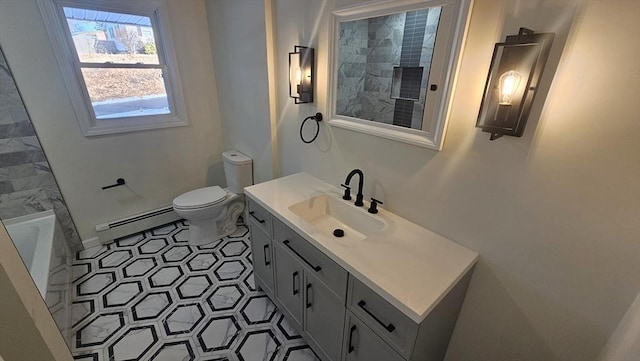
xmin=0 ymin=47 xmax=81 ymax=250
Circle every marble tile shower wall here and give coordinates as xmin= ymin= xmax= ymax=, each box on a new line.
xmin=412 ymin=7 xmax=441 ymax=129
xmin=0 ymin=49 xmax=81 ymax=250
xmin=336 ymin=19 xmax=368 ymax=118
xmin=337 ymin=9 xmax=441 ymax=130
xmin=361 ymin=13 xmax=404 ymax=125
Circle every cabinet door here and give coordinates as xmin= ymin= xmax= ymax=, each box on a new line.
xmin=248 ymin=221 xmax=275 ymax=296
xmin=274 ymin=242 xmax=303 ymax=329
xmin=303 ymin=273 xmax=345 ymax=361
xmin=343 ymin=311 xmax=404 ymax=361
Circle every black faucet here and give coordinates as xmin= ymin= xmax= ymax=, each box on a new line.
xmin=342 ymin=169 xmax=364 ymax=207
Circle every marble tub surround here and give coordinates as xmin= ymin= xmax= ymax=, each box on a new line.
xmin=336 ymin=7 xmax=441 ymax=130
xmin=0 ymin=47 xmax=81 ymax=250
xmin=71 ymin=220 xmax=320 ymax=361
xmin=244 ymin=172 xmax=478 ymax=323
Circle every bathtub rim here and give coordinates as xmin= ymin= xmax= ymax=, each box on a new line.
xmin=3 ymin=209 xmax=56 ymax=298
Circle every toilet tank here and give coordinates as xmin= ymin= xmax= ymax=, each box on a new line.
xmin=223 ymin=150 xmax=253 ymax=194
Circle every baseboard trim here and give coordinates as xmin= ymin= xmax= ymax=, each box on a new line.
xmin=82 ymin=237 xmax=101 ymax=249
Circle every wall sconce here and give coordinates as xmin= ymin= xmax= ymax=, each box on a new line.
xmin=289 ymin=46 xmax=314 ymax=104
xmin=476 ymin=28 xmax=554 ymax=140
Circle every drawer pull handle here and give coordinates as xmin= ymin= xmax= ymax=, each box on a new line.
xmin=357 ymin=300 xmax=396 ymax=333
xmin=348 ymin=325 xmax=357 ymax=353
xmin=283 ymin=240 xmax=322 ymax=272
xmin=263 ymin=244 xmax=270 ymax=266
xmin=306 ymin=283 xmax=313 ymax=308
xmin=249 ymin=211 xmax=266 ymax=224
xmin=292 ymin=271 xmax=299 ymax=295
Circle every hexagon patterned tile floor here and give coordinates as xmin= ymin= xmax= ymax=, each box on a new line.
xmin=71 ymin=220 xmax=321 ymax=361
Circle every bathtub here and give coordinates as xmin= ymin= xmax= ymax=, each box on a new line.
xmin=3 ymin=210 xmax=72 ymax=344
xmin=4 ymin=210 xmax=59 ymax=296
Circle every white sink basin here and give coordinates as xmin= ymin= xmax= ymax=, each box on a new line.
xmin=288 ymin=194 xmax=385 ymax=242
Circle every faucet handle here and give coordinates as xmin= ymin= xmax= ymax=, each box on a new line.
xmin=368 ymin=198 xmax=383 ymax=214
xmin=340 ymin=184 xmax=352 ymax=200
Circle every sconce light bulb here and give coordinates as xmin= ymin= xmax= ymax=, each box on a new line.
xmin=296 ymin=67 xmax=302 ymax=86
xmin=499 ymin=70 xmax=522 ymax=105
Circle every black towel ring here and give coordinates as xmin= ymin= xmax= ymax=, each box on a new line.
xmin=300 ymin=113 xmax=323 ymax=144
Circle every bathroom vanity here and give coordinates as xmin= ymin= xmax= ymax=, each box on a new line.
xmin=245 ymin=173 xmax=478 ymax=361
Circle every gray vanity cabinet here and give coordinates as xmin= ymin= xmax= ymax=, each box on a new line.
xmin=248 ymin=199 xmax=347 ymax=361
xmin=247 ymin=199 xmax=275 ymax=299
xmin=247 ymin=219 xmax=275 ymax=297
xmin=342 ymin=310 xmax=404 ymax=361
xmin=274 ymin=239 xmax=346 ymax=360
xmin=273 ymin=241 xmax=304 ymax=329
xmin=272 ymin=217 xmax=347 ymax=361
xmin=246 ymin=196 xmax=473 ymax=361
xmin=304 ymin=272 xmax=345 ymax=361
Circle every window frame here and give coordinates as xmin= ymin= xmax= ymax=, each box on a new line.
xmin=37 ymin=0 xmax=188 ymax=136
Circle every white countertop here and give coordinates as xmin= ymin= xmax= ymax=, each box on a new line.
xmin=244 ymin=172 xmax=478 ymax=323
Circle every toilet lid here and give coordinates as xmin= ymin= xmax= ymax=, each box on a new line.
xmin=173 ymin=186 xmax=227 ymax=209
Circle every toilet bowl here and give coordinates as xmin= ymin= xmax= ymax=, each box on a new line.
xmin=173 ymin=150 xmax=253 ymax=246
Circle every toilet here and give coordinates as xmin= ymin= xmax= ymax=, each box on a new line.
xmin=173 ymin=150 xmax=253 ymax=246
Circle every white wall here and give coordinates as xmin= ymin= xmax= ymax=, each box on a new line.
xmin=267 ymin=0 xmax=639 ymax=359
xmin=206 ymin=0 xmax=274 ymax=183
xmin=0 ymin=0 xmax=225 ymax=242
xmin=598 ymin=290 xmax=640 ymax=361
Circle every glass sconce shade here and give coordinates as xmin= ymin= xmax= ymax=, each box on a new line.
xmin=289 ymin=46 xmax=314 ymax=104
xmin=476 ymin=28 xmax=555 ymax=140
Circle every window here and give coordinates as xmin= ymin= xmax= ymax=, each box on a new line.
xmin=38 ymin=0 xmax=188 ymax=136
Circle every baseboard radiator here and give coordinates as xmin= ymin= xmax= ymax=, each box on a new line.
xmin=95 ymin=205 xmax=181 ymax=244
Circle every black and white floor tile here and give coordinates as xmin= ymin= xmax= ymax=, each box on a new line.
xmin=71 ymin=220 xmax=321 ymax=361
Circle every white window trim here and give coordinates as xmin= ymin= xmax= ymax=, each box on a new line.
xmin=37 ymin=0 xmax=188 ymax=136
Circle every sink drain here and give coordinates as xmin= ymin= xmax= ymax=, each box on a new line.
xmin=333 ymin=228 xmax=345 ymax=238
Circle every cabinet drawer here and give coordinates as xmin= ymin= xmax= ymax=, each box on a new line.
xmin=343 ymin=310 xmax=404 ymax=361
xmin=246 ymin=198 xmax=271 ymax=236
xmin=347 ymin=276 xmax=418 ymax=358
xmin=273 ymin=217 xmax=347 ymax=300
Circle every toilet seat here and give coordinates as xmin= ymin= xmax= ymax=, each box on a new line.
xmin=173 ymin=186 xmax=228 ymax=210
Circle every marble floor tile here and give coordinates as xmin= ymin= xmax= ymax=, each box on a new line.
xmin=70 ymin=221 xmax=320 ymax=361
xmin=213 ymin=260 xmax=246 ymax=281
xmin=108 ymin=325 xmax=157 ymax=360
xmin=77 ymin=272 xmax=115 ymax=296
xmin=207 ymin=285 xmax=244 ymax=312
xmin=71 ymin=300 xmax=95 ymax=328
xmin=149 ymin=340 xmax=195 ymax=361
xmin=163 ymin=303 xmax=205 ymax=335
xmin=236 ymin=330 xmax=280 ymax=361
xmin=187 ymin=252 xmax=218 ymax=272
xmin=103 ymin=281 xmax=142 ymax=308
xmin=177 ymin=275 xmax=212 ymax=299
xmin=139 ymin=238 xmax=169 ymax=255
xmin=162 ymin=245 xmax=193 ymax=263
xmin=240 ymin=296 xmax=277 ymax=325
xmin=148 ymin=265 xmax=184 ymax=288
xmin=132 ymin=292 xmax=172 ymax=321
xmin=76 ymin=312 xmax=125 ymax=348
xmin=123 ymin=258 xmax=157 ymax=278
